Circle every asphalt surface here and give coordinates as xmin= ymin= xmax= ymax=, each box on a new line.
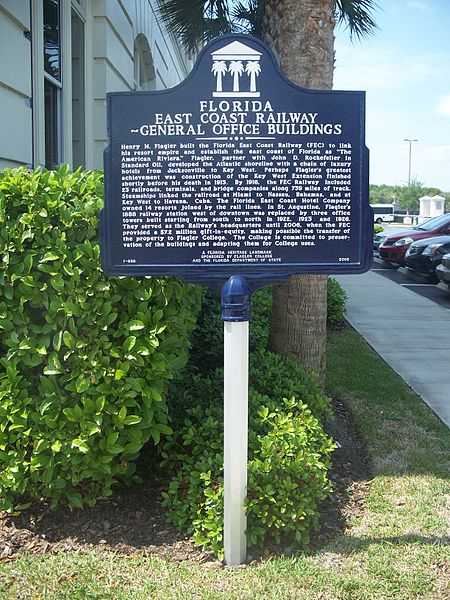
xmin=372 ymin=258 xmax=450 ymax=309
xmin=336 ymin=261 xmax=450 ymax=428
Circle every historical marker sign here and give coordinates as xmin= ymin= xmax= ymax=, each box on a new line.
xmin=100 ymin=34 xmax=373 ymax=566
xmin=101 ymin=34 xmax=372 ymax=284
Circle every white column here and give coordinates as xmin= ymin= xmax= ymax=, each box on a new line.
xmin=61 ymin=0 xmax=73 ymax=167
xmin=223 ymin=320 xmax=249 ymax=565
xmin=31 ymin=0 xmax=45 ymax=166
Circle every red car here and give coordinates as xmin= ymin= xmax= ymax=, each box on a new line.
xmin=379 ymin=213 xmax=450 ymax=265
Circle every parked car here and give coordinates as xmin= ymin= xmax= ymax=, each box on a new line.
xmin=404 ymin=235 xmax=450 ymax=281
xmin=378 ymin=213 xmax=450 ymax=265
xmin=373 ymin=228 xmax=403 ymax=251
xmin=436 ymin=253 xmax=450 ymax=290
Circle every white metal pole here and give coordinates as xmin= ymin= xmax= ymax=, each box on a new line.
xmin=224 ymin=320 xmax=249 ymax=565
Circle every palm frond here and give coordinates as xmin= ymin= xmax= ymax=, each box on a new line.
xmin=231 ymin=0 xmax=265 ymax=37
xmin=336 ymin=0 xmax=380 ymax=40
xmin=158 ymin=0 xmax=380 ymax=52
xmin=157 ymin=0 xmax=232 ymax=53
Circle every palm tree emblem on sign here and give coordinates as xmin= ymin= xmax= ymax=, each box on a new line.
xmin=229 ymin=61 xmax=245 ymax=92
xmin=245 ymin=61 xmax=261 ymax=92
xmin=211 ymin=61 xmax=227 ymax=92
xmin=211 ymin=41 xmax=261 ymax=97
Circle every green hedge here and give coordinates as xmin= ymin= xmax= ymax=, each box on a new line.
xmin=327 ymin=276 xmax=347 ymax=326
xmin=161 ymin=393 xmax=334 ymax=557
xmin=0 ymin=166 xmax=201 ymax=511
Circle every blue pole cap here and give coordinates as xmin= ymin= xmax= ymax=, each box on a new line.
xmin=221 ymin=276 xmax=252 ymax=322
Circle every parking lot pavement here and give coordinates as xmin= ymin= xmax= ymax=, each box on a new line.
xmin=336 ymin=270 xmax=450 ymax=428
xmin=371 ymin=257 xmax=450 ymax=308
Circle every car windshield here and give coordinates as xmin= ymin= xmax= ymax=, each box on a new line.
xmin=415 ymin=213 xmax=450 ymax=231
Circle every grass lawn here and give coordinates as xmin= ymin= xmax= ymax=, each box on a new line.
xmin=0 ymin=328 xmax=448 ymax=599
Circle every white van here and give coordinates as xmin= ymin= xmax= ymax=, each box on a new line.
xmin=371 ymin=203 xmax=395 ymax=224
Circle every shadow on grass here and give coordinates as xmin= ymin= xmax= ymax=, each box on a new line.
xmin=324 ymin=532 xmax=450 ymax=557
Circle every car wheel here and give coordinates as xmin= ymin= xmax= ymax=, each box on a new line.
xmin=376 ymin=217 xmax=383 ymax=224
xmin=382 ymin=260 xmax=398 ymax=269
xmin=428 ymin=272 xmax=439 ymax=284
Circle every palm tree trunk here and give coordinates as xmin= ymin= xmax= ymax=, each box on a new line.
xmin=263 ymin=0 xmax=335 ymax=89
xmin=262 ymin=0 xmax=336 ymax=384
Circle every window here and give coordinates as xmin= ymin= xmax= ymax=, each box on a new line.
xmin=44 ymin=79 xmax=59 ymax=169
xmin=71 ymin=9 xmax=85 ymax=168
xmin=134 ymin=35 xmax=156 ymax=91
xmin=32 ymin=0 xmax=88 ymax=169
xmin=417 ymin=213 xmax=450 ymax=231
xmin=44 ymin=0 xmax=60 ymax=80
xmin=43 ymin=0 xmax=62 ymax=169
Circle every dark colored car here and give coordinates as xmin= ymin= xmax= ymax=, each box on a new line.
xmin=436 ymin=253 xmax=450 ymax=290
xmin=378 ymin=213 xmax=450 ymax=265
xmin=404 ymin=235 xmax=450 ymax=281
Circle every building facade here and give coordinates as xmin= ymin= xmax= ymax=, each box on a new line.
xmin=0 ymin=0 xmax=192 ymax=171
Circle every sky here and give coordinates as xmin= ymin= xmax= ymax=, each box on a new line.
xmin=333 ymin=0 xmax=450 ymax=192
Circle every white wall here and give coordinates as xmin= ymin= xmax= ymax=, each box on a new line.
xmin=90 ymin=0 xmax=193 ymax=169
xmin=0 ymin=0 xmax=192 ymax=171
xmin=0 ymin=2 xmax=32 ymax=167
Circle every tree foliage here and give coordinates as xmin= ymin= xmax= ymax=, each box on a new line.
xmin=335 ymin=0 xmax=379 ymax=39
xmin=157 ymin=0 xmax=379 ymax=52
xmin=370 ymin=181 xmax=449 ymax=212
xmin=396 ymin=179 xmax=441 ymax=212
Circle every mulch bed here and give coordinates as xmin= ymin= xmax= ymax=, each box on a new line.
xmin=0 ymin=395 xmax=372 ymax=566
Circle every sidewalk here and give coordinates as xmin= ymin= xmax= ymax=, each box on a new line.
xmin=336 ymin=270 xmax=450 ymax=427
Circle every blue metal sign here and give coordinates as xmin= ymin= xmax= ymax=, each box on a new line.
xmin=101 ymin=34 xmax=372 ymax=287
